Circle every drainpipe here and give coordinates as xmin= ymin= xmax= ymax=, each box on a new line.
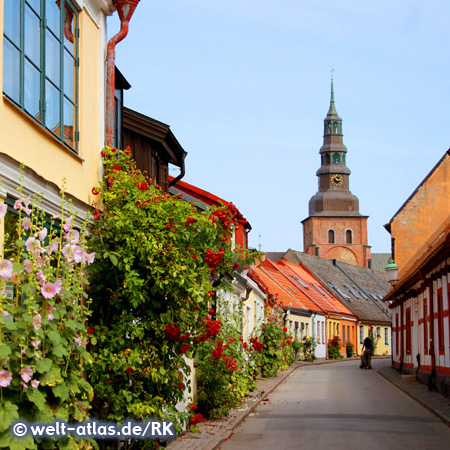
xmin=105 ymin=0 xmax=141 ymax=148
xmin=169 ymin=152 xmax=186 ymax=187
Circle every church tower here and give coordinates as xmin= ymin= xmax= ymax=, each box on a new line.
xmin=302 ymin=80 xmax=371 ymax=267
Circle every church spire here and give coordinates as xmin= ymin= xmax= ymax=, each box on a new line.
xmin=327 ymin=78 xmax=338 ymax=117
xmin=301 ymin=78 xmax=370 ymax=268
xmin=307 ymin=79 xmax=360 ymax=216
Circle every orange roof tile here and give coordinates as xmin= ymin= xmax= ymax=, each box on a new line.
xmin=261 ymin=260 xmax=323 ymax=313
xmin=276 ymin=260 xmax=356 ymax=317
xmin=249 ymin=266 xmax=309 ymax=311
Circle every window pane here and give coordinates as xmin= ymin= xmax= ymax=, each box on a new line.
xmin=63 ymin=97 xmax=74 ymax=147
xmin=45 ymin=30 xmax=61 ymax=86
xmin=46 ymin=0 xmax=61 ymax=36
xmin=3 ymin=39 xmax=21 ymax=103
xmin=25 ymin=5 xmax=41 ymax=66
xmin=4 ymin=0 xmax=21 ymax=45
xmin=63 ymin=49 xmax=74 ymax=100
xmin=45 ymin=80 xmax=61 ymax=135
xmin=26 ymin=0 xmax=41 ymax=14
xmin=24 ymin=59 xmax=41 ymax=119
xmin=63 ymin=2 xmax=75 ymax=54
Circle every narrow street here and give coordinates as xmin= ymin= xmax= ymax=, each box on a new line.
xmin=219 ymin=359 xmax=450 ymax=450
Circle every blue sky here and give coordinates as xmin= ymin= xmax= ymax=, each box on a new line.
xmin=112 ymin=0 xmax=450 ymax=254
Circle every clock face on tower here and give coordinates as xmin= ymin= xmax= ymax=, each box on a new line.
xmin=331 ymin=174 xmax=343 ymax=186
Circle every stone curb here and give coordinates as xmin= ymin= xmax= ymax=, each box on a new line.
xmin=377 ymin=368 xmax=450 ymax=428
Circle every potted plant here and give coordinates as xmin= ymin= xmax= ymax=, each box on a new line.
xmin=346 ymin=342 xmax=354 ymax=358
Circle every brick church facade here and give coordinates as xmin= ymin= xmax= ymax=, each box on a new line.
xmin=302 ymin=81 xmax=371 ymax=268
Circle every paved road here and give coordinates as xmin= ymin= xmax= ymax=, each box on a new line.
xmin=219 ymin=359 xmax=450 ymax=450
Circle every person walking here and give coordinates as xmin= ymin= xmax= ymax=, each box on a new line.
xmin=360 ymin=336 xmax=373 ymax=369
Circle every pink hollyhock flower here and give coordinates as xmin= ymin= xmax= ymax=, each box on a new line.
xmin=82 ymin=252 xmax=95 ymax=266
xmin=66 ymin=229 xmax=79 ymax=244
xmin=35 ymin=257 xmax=44 ymax=268
xmin=41 ymin=282 xmax=59 ymax=299
xmin=21 ymin=349 xmax=26 ymax=355
xmin=0 ymin=204 xmax=7 ymax=219
xmin=47 ymin=312 xmax=54 ymax=321
xmin=62 ymin=244 xmax=73 ymax=260
xmin=22 ymin=382 xmax=28 ymax=390
xmin=74 ymin=337 xmax=82 ymax=347
xmin=2 ymin=356 xmax=9 ymax=367
xmin=32 ymin=313 xmax=41 ymax=331
xmin=20 ymin=366 xmax=33 ymax=383
xmin=1 ymin=311 xmax=9 ymax=318
xmin=38 ymin=228 xmax=47 ymax=242
xmin=31 ymin=379 xmax=40 ymax=388
xmin=31 ymin=340 xmax=41 ymax=350
xmin=48 ymin=240 xmax=59 ymax=254
xmin=25 ymin=237 xmax=41 ymax=254
xmin=63 ymin=216 xmax=73 ymax=233
xmin=14 ymin=197 xmax=32 ymax=215
xmin=34 ymin=353 xmax=41 ymax=359
xmin=36 ymin=270 xmax=46 ymax=286
xmin=0 ymin=370 xmax=12 ymax=387
xmin=53 ymin=279 xmax=62 ymax=292
xmin=21 ymin=217 xmax=32 ymax=230
xmin=0 ymin=259 xmax=13 ymax=281
xmin=72 ymin=246 xmax=84 ymax=263
xmin=23 ymin=259 xmax=33 ymax=273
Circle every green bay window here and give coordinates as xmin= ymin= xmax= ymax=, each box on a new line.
xmin=3 ymin=0 xmax=79 ymax=152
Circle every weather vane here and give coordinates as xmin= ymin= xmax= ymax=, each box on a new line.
xmin=330 ymin=68 xmax=335 ymax=81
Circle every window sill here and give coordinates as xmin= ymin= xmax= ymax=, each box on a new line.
xmin=3 ymin=95 xmax=84 ymax=164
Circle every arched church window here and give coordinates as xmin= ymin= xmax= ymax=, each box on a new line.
xmin=333 ymin=122 xmax=339 ymax=133
xmin=326 ymin=154 xmax=331 ymax=164
xmin=332 ymin=153 xmax=341 ymax=164
xmin=327 ymin=122 xmax=332 ymax=134
xmin=328 ymin=229 xmax=335 ymax=244
xmin=346 ymin=230 xmax=353 ymax=244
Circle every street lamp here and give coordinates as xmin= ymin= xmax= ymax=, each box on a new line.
xmin=384 ymin=258 xmax=399 ymax=370
xmin=385 ymin=259 xmax=399 ymax=287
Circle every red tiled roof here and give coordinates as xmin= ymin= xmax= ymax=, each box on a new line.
xmin=261 ymin=260 xmax=323 ymax=312
xmin=276 ymin=260 xmax=356 ymax=317
xmin=249 ymin=266 xmax=308 ymax=311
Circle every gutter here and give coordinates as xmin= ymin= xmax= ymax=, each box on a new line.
xmin=105 ymin=0 xmax=141 ymax=147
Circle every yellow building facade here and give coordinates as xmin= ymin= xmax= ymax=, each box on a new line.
xmin=357 ymin=323 xmax=391 ymax=356
xmin=0 ymin=0 xmax=113 ymax=229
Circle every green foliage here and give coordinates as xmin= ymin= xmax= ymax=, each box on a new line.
xmin=0 ymin=181 xmax=94 ymax=449
xmin=327 ymin=335 xmax=342 ymax=360
xmin=195 ymin=310 xmax=257 ymax=419
xmin=299 ymin=336 xmax=316 ymax=362
xmin=346 ymin=341 xmax=354 ymax=358
xmin=87 ymin=147 xmax=254 ymax=448
xmin=291 ymin=337 xmax=301 ymax=357
xmin=258 ymin=310 xmax=291 ymax=378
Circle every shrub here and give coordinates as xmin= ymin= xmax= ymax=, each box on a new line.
xmin=299 ymin=336 xmax=316 ymax=362
xmin=346 ymin=341 xmax=354 ymax=358
xmin=327 ymin=335 xmax=342 ymax=359
xmin=87 ymin=147 xmax=253 ymax=448
xmin=195 ymin=312 xmax=257 ymax=419
xmin=258 ymin=312 xmax=287 ymax=378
